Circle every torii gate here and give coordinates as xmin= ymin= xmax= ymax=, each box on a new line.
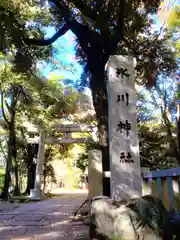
xmin=25 ymin=55 xmax=142 ymax=201
xmin=25 ymin=123 xmax=96 ymax=200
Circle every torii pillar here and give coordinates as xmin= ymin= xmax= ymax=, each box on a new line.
xmin=30 ymin=130 xmax=46 ymax=200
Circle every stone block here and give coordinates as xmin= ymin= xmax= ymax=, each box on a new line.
xmin=89 ymin=195 xmax=172 ymax=240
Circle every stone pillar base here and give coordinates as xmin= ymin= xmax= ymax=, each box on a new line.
xmin=30 ymin=189 xmax=43 ymax=200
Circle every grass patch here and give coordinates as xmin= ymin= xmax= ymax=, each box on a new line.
xmin=44 ymin=192 xmax=54 ymax=199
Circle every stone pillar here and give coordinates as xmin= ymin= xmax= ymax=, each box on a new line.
xmin=107 ymin=55 xmax=142 ymax=201
xmin=88 ymin=150 xmax=103 ymax=197
xmin=30 ymin=130 xmax=46 ymax=200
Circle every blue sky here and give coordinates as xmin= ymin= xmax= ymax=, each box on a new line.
xmin=38 ymin=27 xmax=84 ymax=86
xmin=37 ymin=26 xmax=92 ymax=96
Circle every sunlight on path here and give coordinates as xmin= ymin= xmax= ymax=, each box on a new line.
xmin=0 ymin=193 xmax=88 ymax=240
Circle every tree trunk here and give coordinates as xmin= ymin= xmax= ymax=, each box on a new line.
xmin=177 ymin=103 xmax=180 ymax=161
xmin=0 ymin=87 xmax=20 ymax=200
xmin=1 ymin=112 xmax=15 ymax=200
xmin=89 ymin=61 xmax=110 ymax=196
xmin=13 ymin=162 xmax=20 ymax=195
xmin=161 ymin=110 xmax=180 ymax=166
xmin=12 ymin=129 xmax=20 ymax=195
xmin=25 ymin=144 xmax=33 ymax=195
xmin=24 ymin=144 xmax=37 ymax=195
xmin=43 ymin=172 xmax=46 ymax=193
xmin=176 ymin=103 xmax=180 ymax=193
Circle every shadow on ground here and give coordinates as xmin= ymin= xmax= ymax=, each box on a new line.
xmin=0 ymin=193 xmax=88 ymax=240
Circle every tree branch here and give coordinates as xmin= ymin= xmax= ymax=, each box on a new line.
xmin=50 ymin=0 xmax=96 ymax=57
xmin=0 ymin=4 xmax=69 ymax=47
xmin=11 ymin=87 xmax=20 ymax=110
xmin=5 ymin=100 xmax=11 ymax=115
xmin=0 ymin=6 xmax=22 ymax=28
xmin=0 ymin=91 xmax=10 ymax=125
xmin=23 ymin=24 xmax=69 ymax=46
xmin=50 ymin=0 xmax=71 ymax=21
xmin=0 ymin=139 xmax=8 ymax=161
xmin=110 ymin=0 xmax=125 ymax=52
xmin=68 ymin=0 xmax=97 ymax=21
xmin=123 ymin=37 xmax=138 ymax=55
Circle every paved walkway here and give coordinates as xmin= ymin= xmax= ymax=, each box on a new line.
xmin=0 ymin=194 xmax=88 ymax=240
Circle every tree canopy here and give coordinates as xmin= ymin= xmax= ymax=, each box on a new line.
xmin=0 ymin=1 xmax=177 ymax=85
